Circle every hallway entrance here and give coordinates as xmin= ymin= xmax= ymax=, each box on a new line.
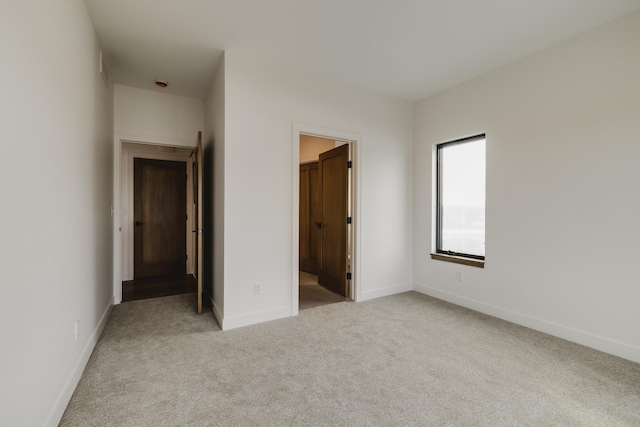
xmin=118 ymin=137 xmax=204 ymax=311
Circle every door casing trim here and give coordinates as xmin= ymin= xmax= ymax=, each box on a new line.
xmin=291 ymin=123 xmax=362 ymax=316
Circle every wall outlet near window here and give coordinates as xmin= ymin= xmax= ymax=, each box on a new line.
xmin=456 ymin=271 xmax=463 ymax=282
xmin=254 ymin=282 xmax=262 ymax=295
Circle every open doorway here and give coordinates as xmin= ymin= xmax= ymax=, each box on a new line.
xmin=119 ymin=139 xmax=204 ymax=311
xmin=293 ymin=125 xmax=360 ymax=313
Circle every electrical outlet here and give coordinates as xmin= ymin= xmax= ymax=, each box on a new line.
xmin=254 ymin=282 xmax=262 ymax=295
xmin=456 ymin=271 xmax=463 ymax=282
xmin=74 ymin=320 xmax=80 ymax=340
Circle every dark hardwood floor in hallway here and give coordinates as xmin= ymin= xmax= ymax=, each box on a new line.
xmin=122 ymin=274 xmax=196 ymax=302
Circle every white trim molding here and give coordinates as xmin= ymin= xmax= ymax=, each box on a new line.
xmin=45 ymin=303 xmax=113 ymax=427
xmin=413 ymin=282 xmax=640 ymax=364
xmin=219 ymin=306 xmax=291 ymax=331
xmin=360 ymin=282 xmax=414 ymax=302
xmin=115 ymin=131 xmax=198 ymax=148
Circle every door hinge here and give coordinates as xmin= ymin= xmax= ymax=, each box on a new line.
xmin=346 ymin=272 xmax=352 ymax=280
xmin=347 ymin=217 xmax=352 ymax=224
xmin=186 ymin=254 xmax=188 ymax=260
xmin=347 ymin=160 xmax=352 ymax=169
xmin=186 ymin=214 xmax=188 ymax=220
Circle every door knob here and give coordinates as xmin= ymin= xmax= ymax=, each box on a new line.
xmin=135 ymin=221 xmax=145 ymax=226
xmin=314 ymin=222 xmax=322 ymax=229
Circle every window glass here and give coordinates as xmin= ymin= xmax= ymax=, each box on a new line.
xmin=437 ymin=136 xmax=485 ymax=259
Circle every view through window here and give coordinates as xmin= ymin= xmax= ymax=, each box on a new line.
xmin=436 ymin=135 xmax=485 ymax=260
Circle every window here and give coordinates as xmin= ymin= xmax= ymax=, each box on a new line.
xmin=433 ymin=135 xmax=485 ymax=267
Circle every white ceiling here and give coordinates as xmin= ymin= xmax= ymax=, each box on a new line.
xmin=85 ymin=0 xmax=640 ymax=101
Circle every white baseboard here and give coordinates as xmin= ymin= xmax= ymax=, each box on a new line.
xmin=413 ymin=282 xmax=640 ymax=364
xmin=220 ymin=305 xmax=291 ymax=331
xmin=45 ymin=302 xmax=113 ymax=427
xmin=360 ymin=282 xmax=413 ymax=302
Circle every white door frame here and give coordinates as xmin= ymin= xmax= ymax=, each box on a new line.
xmin=291 ymin=123 xmax=363 ymax=316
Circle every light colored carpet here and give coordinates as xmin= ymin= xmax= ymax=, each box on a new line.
xmin=60 ymin=292 xmax=640 ymax=426
xmin=299 ymin=271 xmax=345 ymax=310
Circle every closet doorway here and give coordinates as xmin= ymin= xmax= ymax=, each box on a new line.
xmin=298 ymin=134 xmax=353 ymax=310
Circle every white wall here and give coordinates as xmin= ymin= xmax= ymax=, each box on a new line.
xmin=0 ymin=1 xmax=113 ymax=425
xmin=114 ymin=84 xmax=203 ymax=147
xmin=218 ymin=51 xmax=413 ymax=328
xmin=203 ymin=54 xmax=226 ymax=323
xmin=413 ymin=11 xmax=640 ymax=363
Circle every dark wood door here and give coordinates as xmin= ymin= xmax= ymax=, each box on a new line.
xmin=318 ymin=145 xmax=349 ymax=296
xmin=134 ymin=158 xmax=187 ymax=278
xmin=193 ymin=133 xmax=204 ymax=314
xmin=299 ymin=162 xmax=320 ymax=274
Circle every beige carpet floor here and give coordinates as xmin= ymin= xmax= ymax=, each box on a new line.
xmin=60 ymin=292 xmax=640 ymax=426
xmin=299 ymin=271 xmax=345 ymax=310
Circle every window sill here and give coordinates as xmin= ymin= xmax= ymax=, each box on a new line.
xmin=431 ymin=253 xmax=485 ymax=268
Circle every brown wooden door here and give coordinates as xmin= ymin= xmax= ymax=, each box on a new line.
xmin=134 ymin=158 xmax=187 ymax=278
xmin=318 ymin=145 xmax=349 ymax=296
xmin=299 ymin=162 xmax=320 ymax=274
xmin=193 ymin=133 xmax=204 ymax=314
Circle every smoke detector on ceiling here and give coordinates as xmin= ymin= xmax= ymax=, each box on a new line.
xmin=155 ymin=79 xmax=168 ymax=88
